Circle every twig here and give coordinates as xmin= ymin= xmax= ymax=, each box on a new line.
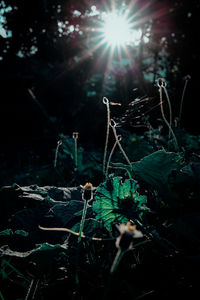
xmin=102 ymin=97 xmax=111 ymax=177
xmin=157 ymin=79 xmax=179 ymax=151
xmin=110 ymin=119 xmax=132 ymax=168
xmin=38 ymin=226 xmax=114 ymax=241
xmin=105 ymin=136 xmax=120 ymax=179
xmin=179 ymin=75 xmax=191 ymax=127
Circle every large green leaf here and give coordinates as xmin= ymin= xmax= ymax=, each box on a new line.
xmin=93 ymin=176 xmax=148 ymax=231
xmin=111 ymin=150 xmax=183 ymax=197
xmin=117 ymin=130 xmax=155 ymax=161
xmin=131 ymin=150 xmax=183 ymax=195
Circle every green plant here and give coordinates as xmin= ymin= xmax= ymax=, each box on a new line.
xmin=93 ymin=176 xmax=148 ymax=231
xmin=110 ymin=149 xmax=183 ymax=199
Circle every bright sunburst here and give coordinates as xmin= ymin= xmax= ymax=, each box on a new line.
xmin=103 ymin=12 xmax=133 ymax=47
xmin=68 ymin=2 xmax=154 ymax=70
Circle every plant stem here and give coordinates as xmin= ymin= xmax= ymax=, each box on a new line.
xmin=74 ymin=137 xmax=78 ymax=170
xmin=105 ymin=139 xmax=118 ymax=180
xmin=72 ymin=132 xmax=79 ymax=171
xmin=179 ymin=78 xmax=189 ymax=127
xmin=110 ymin=119 xmax=132 ymax=168
xmin=102 ymin=97 xmax=111 ymax=178
xmin=163 ymin=86 xmax=172 ymax=140
xmin=159 ymin=86 xmax=179 ymax=152
xmin=39 ymin=225 xmax=114 ymax=241
xmin=103 ymin=249 xmax=126 ymax=300
xmin=2 ymin=259 xmax=29 ymax=283
xmin=54 ymin=140 xmax=62 ymax=168
xmin=0 ymin=291 xmax=5 ymax=300
xmin=78 ymin=199 xmax=88 ymax=243
xmin=25 ymin=278 xmax=40 ymax=300
xmin=110 ymin=249 xmax=125 ymax=274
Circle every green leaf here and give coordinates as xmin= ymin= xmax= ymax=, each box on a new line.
xmin=50 ymin=200 xmax=84 ymax=226
xmin=93 ymin=176 xmax=148 ymax=231
xmin=117 ymin=130 xmax=154 ymax=161
xmin=131 ymin=150 xmax=183 ymax=196
xmin=14 ymin=230 xmax=29 ymax=237
xmin=0 ymin=229 xmax=12 ymax=236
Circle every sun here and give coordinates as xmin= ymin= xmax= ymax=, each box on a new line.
xmin=102 ymin=12 xmax=133 ymax=47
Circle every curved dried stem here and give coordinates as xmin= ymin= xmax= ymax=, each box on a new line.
xmin=54 ymin=140 xmax=62 ymax=168
xmin=163 ymin=86 xmax=172 ymax=139
xmin=102 ymin=97 xmax=111 ymax=178
xmin=179 ymin=75 xmax=191 ymax=127
xmin=157 ymin=79 xmax=179 ymax=152
xmin=39 ymin=225 xmax=114 ymax=241
xmin=110 ymin=119 xmax=132 ymax=168
xmin=105 ymin=135 xmax=121 ymax=180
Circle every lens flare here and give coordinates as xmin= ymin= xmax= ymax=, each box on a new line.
xmin=102 ymin=12 xmax=141 ymax=48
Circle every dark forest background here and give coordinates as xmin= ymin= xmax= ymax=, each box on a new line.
xmin=0 ymin=0 xmax=200 ymax=186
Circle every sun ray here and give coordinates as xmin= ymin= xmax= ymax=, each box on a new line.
xmin=66 ymin=1 xmax=169 ymax=74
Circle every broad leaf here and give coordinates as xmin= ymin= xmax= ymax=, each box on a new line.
xmin=131 ymin=150 xmax=183 ymax=195
xmin=93 ymin=176 xmax=148 ymax=231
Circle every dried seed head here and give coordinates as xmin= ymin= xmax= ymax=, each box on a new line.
xmin=109 ymin=118 xmax=117 ymax=127
xmin=157 ymin=78 xmax=167 ymax=88
xmin=72 ymin=132 xmax=79 ymax=139
xmin=183 ymin=74 xmax=191 ymax=81
xmin=102 ymin=97 xmax=109 ymax=105
xmin=80 ymin=182 xmax=94 ymax=201
xmin=57 ymin=140 xmax=62 ymax=146
xmin=81 ymin=182 xmax=93 ymax=190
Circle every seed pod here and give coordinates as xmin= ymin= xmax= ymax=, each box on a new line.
xmin=80 ymin=182 xmax=94 ymax=201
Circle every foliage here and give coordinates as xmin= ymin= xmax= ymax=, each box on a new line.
xmin=93 ymin=176 xmax=148 ymax=231
xmin=57 ymin=134 xmax=102 ymax=185
xmin=0 ymin=0 xmax=200 ymax=298
xmin=1 ymin=123 xmax=200 ymax=298
xmin=115 ymin=129 xmax=155 ymax=162
xmin=132 ymin=150 xmax=182 ymax=193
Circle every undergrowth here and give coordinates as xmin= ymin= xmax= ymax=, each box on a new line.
xmin=0 ymin=78 xmax=200 ymax=300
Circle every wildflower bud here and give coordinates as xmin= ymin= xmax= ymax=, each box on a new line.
xmin=80 ymin=182 xmax=94 ymax=201
xmin=183 ymin=74 xmax=191 ymax=81
xmin=115 ymin=221 xmax=143 ymax=251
